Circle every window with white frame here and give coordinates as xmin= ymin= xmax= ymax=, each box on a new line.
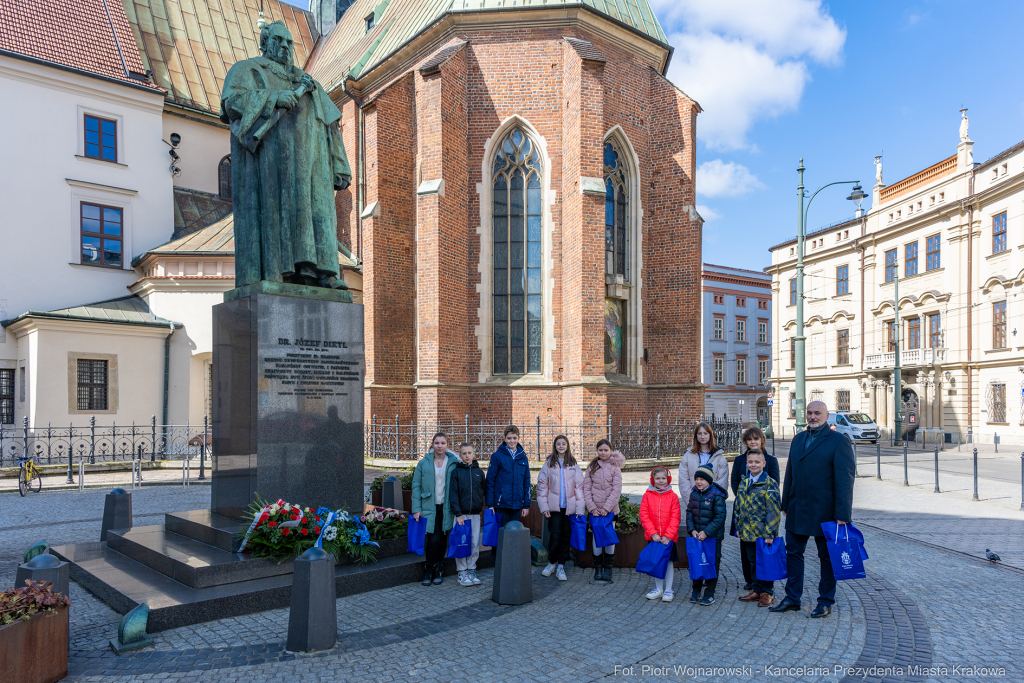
xmin=758 ymin=320 xmax=767 ymax=344
xmin=713 ymin=316 xmax=724 ymax=340
xmin=736 ymin=358 xmax=746 ymax=385
xmin=713 ymin=357 xmax=724 ymax=384
xmin=758 ymin=358 xmax=768 ymax=386
xmin=736 ymin=318 xmax=746 ymax=342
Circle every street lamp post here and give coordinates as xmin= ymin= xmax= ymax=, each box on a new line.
xmin=893 ymin=260 xmax=903 ymax=445
xmin=793 ymin=160 xmax=865 ymax=430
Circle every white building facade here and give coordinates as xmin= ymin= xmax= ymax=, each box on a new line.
xmin=702 ymin=264 xmax=773 ymax=424
xmin=768 ymin=122 xmax=1024 ymax=444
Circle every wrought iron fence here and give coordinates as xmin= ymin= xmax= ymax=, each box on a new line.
xmin=0 ymin=416 xmax=211 ymax=468
xmin=364 ymin=414 xmax=743 ymax=462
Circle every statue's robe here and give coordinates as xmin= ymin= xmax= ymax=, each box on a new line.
xmin=220 ymin=56 xmax=351 ymax=286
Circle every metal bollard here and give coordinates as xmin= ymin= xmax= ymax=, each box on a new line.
xmin=492 ymin=520 xmax=533 ymax=605
xmin=973 ymin=448 xmax=979 ymax=501
xmin=182 ymin=458 xmax=190 ymax=487
xmin=78 ymin=460 xmax=84 ymax=493
xmin=286 ymin=548 xmax=337 ymax=652
xmin=934 ymin=445 xmax=940 ymax=493
xmin=995 ymin=432 xmax=999 ymax=453
xmin=903 ymin=443 xmax=909 ymax=486
xmin=876 ymin=442 xmax=882 ymax=480
xmin=136 ymin=445 xmax=144 ymax=482
xmin=381 ymin=476 xmax=403 ymax=511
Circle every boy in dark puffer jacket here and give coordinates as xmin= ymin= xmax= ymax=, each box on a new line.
xmin=686 ymin=464 xmax=727 ymax=606
xmin=448 ymin=443 xmax=486 ymax=587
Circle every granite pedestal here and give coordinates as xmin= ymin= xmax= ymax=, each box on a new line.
xmin=212 ymin=290 xmax=364 ymax=517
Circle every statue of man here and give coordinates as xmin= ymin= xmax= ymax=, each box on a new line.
xmin=874 ymin=155 xmax=882 ymax=186
xmin=959 ymin=108 xmax=969 ymax=142
xmin=220 ymin=21 xmax=352 ymax=290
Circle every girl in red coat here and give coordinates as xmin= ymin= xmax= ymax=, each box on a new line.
xmin=639 ymin=466 xmax=681 ymax=602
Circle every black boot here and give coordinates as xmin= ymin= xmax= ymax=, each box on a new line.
xmin=592 ymin=555 xmax=604 ymax=583
xmin=432 ymin=562 xmax=444 ymax=585
xmin=421 ymin=562 xmax=433 ymax=586
xmin=604 ymin=553 xmax=615 ymax=583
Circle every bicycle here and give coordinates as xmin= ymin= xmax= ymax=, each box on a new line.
xmin=18 ymin=456 xmax=42 ymax=496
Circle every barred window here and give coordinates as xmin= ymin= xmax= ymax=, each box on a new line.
xmin=493 ymin=128 xmax=543 ymax=374
xmin=836 ymin=389 xmax=851 ymax=412
xmin=0 ymin=369 xmax=13 ymax=424
xmin=77 ymin=360 xmax=108 ymax=411
xmin=990 ymin=383 xmax=1007 ymax=422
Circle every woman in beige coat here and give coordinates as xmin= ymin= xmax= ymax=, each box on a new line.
xmin=536 ymin=435 xmax=585 ymax=581
xmin=678 ymin=422 xmax=729 ymax=498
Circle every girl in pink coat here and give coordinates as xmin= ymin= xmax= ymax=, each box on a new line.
xmin=537 ymin=435 xmax=585 ymax=581
xmin=583 ymin=439 xmax=625 ymax=584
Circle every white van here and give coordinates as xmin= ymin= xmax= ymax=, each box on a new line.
xmin=827 ymin=412 xmax=879 ymax=444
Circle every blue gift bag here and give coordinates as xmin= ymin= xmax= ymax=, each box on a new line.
xmin=589 ymin=513 xmax=620 ymax=548
xmin=481 ymin=509 xmax=499 ymax=547
xmin=636 ymin=541 xmax=674 ymax=580
xmin=446 ymin=519 xmax=473 ymax=558
xmin=406 ymin=516 xmax=428 ymax=555
xmin=755 ymin=537 xmax=787 ymax=581
xmin=569 ymin=514 xmax=588 ymax=551
xmin=685 ymin=537 xmax=717 ymax=580
xmin=821 ymin=521 xmax=869 ymax=560
xmin=826 ymin=526 xmax=866 ymax=581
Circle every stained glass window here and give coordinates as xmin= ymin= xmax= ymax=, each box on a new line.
xmin=604 ymin=141 xmax=628 ymax=279
xmin=493 ymin=128 xmax=543 ymax=374
xmin=604 ymin=299 xmax=625 ymax=374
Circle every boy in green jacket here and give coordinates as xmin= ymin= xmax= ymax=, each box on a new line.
xmin=734 ymin=449 xmax=782 ymax=607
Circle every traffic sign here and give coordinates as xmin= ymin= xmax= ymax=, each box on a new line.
xmin=767 ymin=399 xmax=774 ymax=406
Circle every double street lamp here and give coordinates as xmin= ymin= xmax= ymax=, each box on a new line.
xmin=792 ymin=159 xmax=866 ymax=430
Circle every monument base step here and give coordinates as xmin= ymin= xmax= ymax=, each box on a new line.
xmin=51 ymin=508 xmax=479 ymax=632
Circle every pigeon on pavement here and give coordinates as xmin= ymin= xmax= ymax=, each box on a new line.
xmin=985 ymin=549 xmax=1001 ymax=563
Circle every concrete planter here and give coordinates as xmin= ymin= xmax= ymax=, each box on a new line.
xmin=0 ymin=606 xmax=69 ymax=683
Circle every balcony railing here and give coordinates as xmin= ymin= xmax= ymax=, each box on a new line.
xmin=865 ymin=348 xmax=947 ymax=370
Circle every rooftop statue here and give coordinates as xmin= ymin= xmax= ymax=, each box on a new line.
xmin=220 ymin=21 xmax=352 ymax=290
xmin=959 ymin=108 xmax=969 ymax=142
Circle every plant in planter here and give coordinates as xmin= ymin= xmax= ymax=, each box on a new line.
xmin=0 ymin=580 xmax=71 ymax=683
xmin=614 ymin=495 xmax=641 ymax=534
xmin=369 ymin=471 xmax=414 ymax=509
xmin=359 ymin=507 xmax=408 ymax=541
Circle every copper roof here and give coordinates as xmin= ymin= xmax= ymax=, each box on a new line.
xmin=120 ymin=0 xmax=319 ymax=114
xmin=172 ymin=187 xmax=233 ymax=239
xmin=309 ymin=0 xmax=668 ymax=92
xmin=2 ymin=295 xmax=179 ymax=329
xmin=0 ymin=0 xmax=160 ymax=91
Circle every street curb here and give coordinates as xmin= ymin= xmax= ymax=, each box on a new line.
xmin=0 ymin=480 xmax=211 ymax=494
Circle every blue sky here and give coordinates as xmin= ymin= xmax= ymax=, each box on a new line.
xmin=287 ymin=0 xmax=1024 ymax=271
xmin=650 ymin=0 xmax=1024 ymax=270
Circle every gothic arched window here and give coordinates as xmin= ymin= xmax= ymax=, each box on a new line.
xmin=218 ymin=155 xmax=232 ymax=200
xmin=604 ymin=141 xmax=628 ymax=279
xmin=493 ymin=128 xmax=543 ymax=374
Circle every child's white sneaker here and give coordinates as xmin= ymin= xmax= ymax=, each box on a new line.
xmin=470 ymin=570 xmax=481 ymax=585
xmin=541 ymin=563 xmax=557 ymax=577
xmin=556 ymin=565 xmax=567 ymax=581
xmin=645 ymin=588 xmax=665 ymax=600
xmin=458 ymin=571 xmax=474 ymax=587
xmin=662 ymin=591 xmax=675 ymax=603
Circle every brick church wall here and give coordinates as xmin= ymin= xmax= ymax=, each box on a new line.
xmin=332 ymin=23 xmax=703 ymax=429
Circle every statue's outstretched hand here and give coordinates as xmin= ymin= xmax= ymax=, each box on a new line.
xmin=300 ymin=74 xmax=315 ymax=91
xmin=334 ymin=174 xmax=351 ymax=191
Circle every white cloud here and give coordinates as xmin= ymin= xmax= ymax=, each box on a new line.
xmin=697 ymin=159 xmax=765 ymax=198
xmin=696 ymin=204 xmax=722 ymax=222
xmin=653 ymin=0 xmax=846 ymax=150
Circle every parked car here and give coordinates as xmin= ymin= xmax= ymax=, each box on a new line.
xmin=826 ymin=412 xmax=879 ymax=444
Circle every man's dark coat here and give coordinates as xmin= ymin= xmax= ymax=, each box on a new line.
xmin=781 ymin=427 xmax=855 ymax=536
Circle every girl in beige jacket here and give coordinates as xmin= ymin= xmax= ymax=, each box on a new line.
xmin=583 ymin=439 xmax=625 ymax=583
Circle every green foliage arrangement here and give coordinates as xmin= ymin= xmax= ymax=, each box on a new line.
xmin=360 ymin=507 xmax=409 ymax=541
xmin=0 ymin=580 xmax=71 ymax=626
xmin=368 ymin=470 xmax=414 ymax=492
xmin=238 ymin=497 xmax=379 ymax=564
xmin=614 ymin=494 xmax=641 ymax=534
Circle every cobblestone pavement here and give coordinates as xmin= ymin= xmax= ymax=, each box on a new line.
xmin=4 ymin=478 xmax=1023 ymax=681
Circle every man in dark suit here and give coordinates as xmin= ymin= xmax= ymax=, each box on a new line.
xmin=769 ymin=401 xmax=855 ymax=618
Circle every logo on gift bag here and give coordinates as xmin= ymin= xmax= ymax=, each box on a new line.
xmin=841 ymin=551 xmax=851 ymax=567
xmin=701 ymin=552 xmax=708 ymax=564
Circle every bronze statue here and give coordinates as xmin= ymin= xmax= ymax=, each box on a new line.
xmin=220 ymin=21 xmax=352 ymax=290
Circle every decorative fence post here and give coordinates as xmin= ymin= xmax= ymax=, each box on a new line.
xmin=536 ymin=415 xmax=541 ymax=462
xmin=66 ymin=420 xmax=75 ymax=485
xmin=656 ymin=413 xmax=661 ymax=460
xmin=89 ymin=415 xmax=96 ymax=465
xmin=150 ymin=416 xmax=157 ymax=463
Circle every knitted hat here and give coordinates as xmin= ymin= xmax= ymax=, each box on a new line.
xmin=694 ymin=464 xmax=715 ymax=485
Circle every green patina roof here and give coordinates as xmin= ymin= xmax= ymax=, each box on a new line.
xmin=311 ymin=0 xmax=668 ymax=91
xmin=2 ymin=296 xmax=179 ymax=329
